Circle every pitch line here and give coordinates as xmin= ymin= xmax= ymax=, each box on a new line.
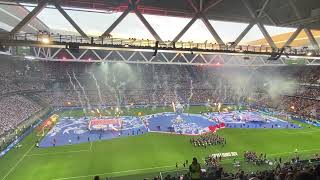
xmin=27 ymin=142 xmax=93 ymax=157
xmin=26 ymin=149 xmax=90 ymax=157
xmin=268 ymin=148 xmax=320 ymax=156
xmin=284 ymin=130 xmax=320 ymax=135
xmin=1 ymin=144 xmax=34 ymax=180
xmin=51 ymin=165 xmax=176 ymax=180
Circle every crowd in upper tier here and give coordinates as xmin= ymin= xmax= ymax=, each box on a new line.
xmin=0 ymin=58 xmax=319 ymax=139
xmin=0 ymin=95 xmax=41 ymax=137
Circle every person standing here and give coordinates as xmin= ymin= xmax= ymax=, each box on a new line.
xmin=189 ymin=157 xmax=201 ymax=180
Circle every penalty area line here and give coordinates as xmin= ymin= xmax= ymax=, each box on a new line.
xmin=1 ymin=144 xmax=34 ymax=180
xmin=51 ymin=165 xmax=176 ymax=180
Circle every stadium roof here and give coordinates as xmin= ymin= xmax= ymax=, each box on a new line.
xmin=248 ymin=30 xmax=320 ymax=47
xmin=0 ymin=2 xmax=49 ymax=33
xmin=0 ymin=0 xmax=319 ymax=56
xmin=3 ymin=0 xmax=320 ymax=29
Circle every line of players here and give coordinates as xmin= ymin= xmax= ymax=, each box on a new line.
xmin=205 ymin=155 xmax=222 ymax=168
xmin=190 ymin=133 xmax=226 ymax=148
xmin=244 ymin=151 xmax=268 ymax=165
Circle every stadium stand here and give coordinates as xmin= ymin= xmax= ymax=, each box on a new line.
xmin=0 ymin=58 xmax=319 ymax=116
xmin=0 ymin=58 xmax=319 ymax=141
xmin=0 ymin=57 xmax=319 ymax=180
xmin=0 ymin=95 xmax=41 ymax=136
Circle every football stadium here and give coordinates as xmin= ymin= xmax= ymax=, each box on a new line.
xmin=0 ymin=0 xmax=320 ymax=180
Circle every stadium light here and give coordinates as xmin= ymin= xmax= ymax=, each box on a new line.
xmin=306 ymin=51 xmax=313 ymax=56
xmin=41 ymin=37 xmax=50 ymax=44
xmin=24 ymin=55 xmax=35 ymax=60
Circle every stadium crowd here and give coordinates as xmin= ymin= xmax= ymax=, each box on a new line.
xmin=0 ymin=95 xmax=41 ymax=137
xmin=0 ymin=58 xmax=319 ymax=145
xmin=0 ymin=53 xmax=319 ymax=180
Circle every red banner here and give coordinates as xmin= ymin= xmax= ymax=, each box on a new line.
xmin=208 ymin=122 xmax=225 ymax=133
xmin=89 ymin=119 xmax=121 ymax=126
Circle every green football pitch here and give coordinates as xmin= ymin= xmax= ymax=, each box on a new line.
xmin=0 ymin=106 xmax=319 ymax=180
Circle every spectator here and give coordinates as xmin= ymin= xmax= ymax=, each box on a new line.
xmin=189 ymin=157 xmax=201 ymax=180
xmin=294 ymin=171 xmax=315 ymax=180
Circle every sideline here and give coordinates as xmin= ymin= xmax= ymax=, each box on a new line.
xmin=1 ymin=144 xmax=34 ymax=180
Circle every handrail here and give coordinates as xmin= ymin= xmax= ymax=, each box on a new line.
xmin=6 ymin=33 xmax=319 ymax=56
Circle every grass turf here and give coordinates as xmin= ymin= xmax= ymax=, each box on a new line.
xmin=0 ymin=106 xmax=319 ymax=180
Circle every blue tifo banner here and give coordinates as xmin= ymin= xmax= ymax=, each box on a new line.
xmin=0 ymin=120 xmax=42 ymax=157
xmin=291 ymin=116 xmax=320 ymax=127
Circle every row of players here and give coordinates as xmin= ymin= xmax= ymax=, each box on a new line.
xmin=190 ymin=133 xmax=226 ymax=148
xmin=244 ymin=151 xmax=268 ymax=165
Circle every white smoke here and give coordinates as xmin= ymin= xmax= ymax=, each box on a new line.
xmin=67 ymin=71 xmax=86 ymax=115
xmin=265 ymin=78 xmax=298 ymax=99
